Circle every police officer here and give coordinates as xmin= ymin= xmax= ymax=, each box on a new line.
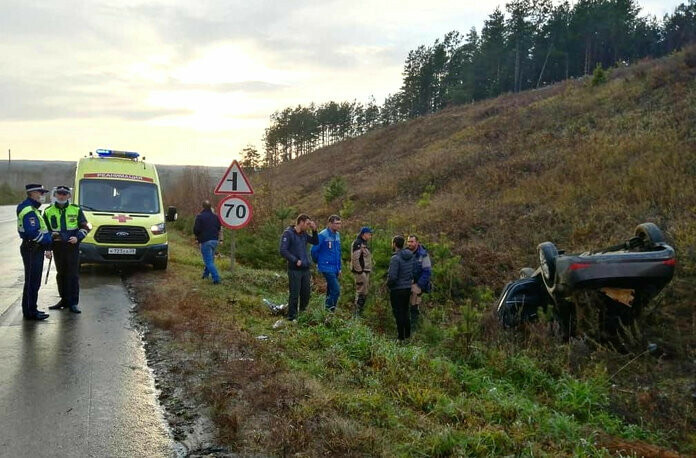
xmin=17 ymin=184 xmax=53 ymax=320
xmin=44 ymin=186 xmax=89 ymax=314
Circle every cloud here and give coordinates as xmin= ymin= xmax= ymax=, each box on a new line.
xmin=0 ymin=75 xmax=191 ymax=121
xmin=163 ymin=79 xmax=288 ymax=93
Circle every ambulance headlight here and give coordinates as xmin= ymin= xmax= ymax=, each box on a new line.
xmin=151 ymin=223 xmax=166 ymax=235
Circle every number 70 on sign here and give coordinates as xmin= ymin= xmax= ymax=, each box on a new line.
xmin=216 ymin=195 xmax=253 ymax=229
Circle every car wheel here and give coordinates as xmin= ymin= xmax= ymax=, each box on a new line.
xmin=537 ymin=242 xmax=558 ymax=290
xmin=153 ymin=257 xmax=168 ymax=270
xmin=635 ymin=223 xmax=665 ymax=248
xmin=519 ymin=267 xmax=536 ymax=279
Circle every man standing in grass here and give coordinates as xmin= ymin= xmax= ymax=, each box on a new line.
xmin=311 ymin=215 xmax=342 ymax=312
xmin=193 ymin=200 xmax=222 ymax=285
xmin=408 ymin=234 xmax=432 ymax=327
xmin=279 ymin=214 xmax=319 ymax=321
xmin=351 ymin=226 xmax=373 ymax=317
xmin=388 ymin=235 xmax=416 ymax=341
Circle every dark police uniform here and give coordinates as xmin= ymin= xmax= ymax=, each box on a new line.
xmin=43 ymin=186 xmax=89 ymax=313
xmin=16 ymin=184 xmax=53 ymax=320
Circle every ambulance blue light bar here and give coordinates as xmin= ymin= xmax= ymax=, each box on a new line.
xmin=96 ymin=148 xmax=140 ymax=159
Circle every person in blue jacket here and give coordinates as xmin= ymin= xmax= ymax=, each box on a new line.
xmin=17 ymin=184 xmax=54 ymax=320
xmin=311 ymin=215 xmax=342 ymax=312
xmin=407 ymin=234 xmax=432 ymax=326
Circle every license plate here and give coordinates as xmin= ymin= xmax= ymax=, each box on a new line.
xmin=108 ymin=248 xmax=136 ymax=255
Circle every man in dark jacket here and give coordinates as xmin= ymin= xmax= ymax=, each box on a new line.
xmin=387 ymin=235 xmax=416 ymax=341
xmin=193 ymin=200 xmax=222 ymax=284
xmin=279 ymin=214 xmax=319 ymax=321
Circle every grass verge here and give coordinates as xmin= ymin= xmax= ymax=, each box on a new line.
xmin=129 ymin=231 xmax=694 ymax=456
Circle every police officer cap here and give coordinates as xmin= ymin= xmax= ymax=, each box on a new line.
xmin=55 ymin=185 xmax=71 ymax=194
xmin=25 ymin=183 xmax=49 ymax=193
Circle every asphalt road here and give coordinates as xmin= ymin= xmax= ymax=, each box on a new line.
xmin=0 ymin=205 xmax=175 ymax=457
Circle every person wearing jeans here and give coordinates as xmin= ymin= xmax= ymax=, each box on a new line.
xmin=279 ymin=214 xmax=319 ymax=321
xmin=200 ymin=239 xmax=220 ymax=283
xmin=193 ymin=200 xmax=222 ymax=284
xmin=311 ymin=215 xmax=342 ymax=312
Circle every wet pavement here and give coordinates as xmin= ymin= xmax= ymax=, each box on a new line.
xmin=0 ymin=206 xmax=174 ymax=457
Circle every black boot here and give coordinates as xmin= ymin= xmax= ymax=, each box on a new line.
xmin=354 ymin=295 xmax=366 ymax=317
xmin=49 ymin=301 xmax=65 ymax=310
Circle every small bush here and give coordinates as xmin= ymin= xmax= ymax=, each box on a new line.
xmin=340 ymin=198 xmax=354 ymax=218
xmin=323 ymin=176 xmax=347 ymax=204
xmin=417 ymin=183 xmax=436 ymax=208
xmin=592 ymin=64 xmax=607 ymax=86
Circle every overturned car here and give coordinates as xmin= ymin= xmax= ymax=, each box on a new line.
xmin=496 ymin=223 xmax=676 ymax=336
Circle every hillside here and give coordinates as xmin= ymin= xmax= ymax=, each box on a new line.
xmin=254 ymin=48 xmax=696 ymax=290
xmin=130 ymin=48 xmax=696 ymax=456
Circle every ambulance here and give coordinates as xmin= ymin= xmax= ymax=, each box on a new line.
xmin=73 ymin=149 xmax=176 ymax=270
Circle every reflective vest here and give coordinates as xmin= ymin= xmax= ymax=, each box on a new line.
xmin=44 ymin=204 xmax=81 ymax=231
xmin=17 ymin=205 xmax=48 ymax=240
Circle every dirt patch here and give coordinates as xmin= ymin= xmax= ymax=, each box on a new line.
xmin=122 ymin=271 xmax=340 ymax=456
xmin=125 ymin=276 xmax=230 ymax=457
xmin=597 ymin=433 xmax=683 ymax=458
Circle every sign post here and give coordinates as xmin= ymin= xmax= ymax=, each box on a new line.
xmin=215 ymin=161 xmax=254 ymax=273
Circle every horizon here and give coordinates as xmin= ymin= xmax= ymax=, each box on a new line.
xmin=0 ymin=157 xmax=227 ymax=168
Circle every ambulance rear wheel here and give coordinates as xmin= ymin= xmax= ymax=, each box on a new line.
xmin=153 ymin=258 xmax=168 ymax=270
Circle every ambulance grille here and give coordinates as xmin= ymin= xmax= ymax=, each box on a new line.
xmin=94 ymin=225 xmax=150 ymax=244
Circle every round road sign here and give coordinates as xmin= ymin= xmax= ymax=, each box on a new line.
xmin=216 ymin=195 xmax=253 ymax=229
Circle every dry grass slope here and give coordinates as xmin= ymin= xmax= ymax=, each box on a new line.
xmin=259 ymin=47 xmax=696 ymax=290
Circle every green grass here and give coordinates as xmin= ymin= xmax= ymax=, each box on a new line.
xmin=130 ymin=230 xmax=687 ymax=456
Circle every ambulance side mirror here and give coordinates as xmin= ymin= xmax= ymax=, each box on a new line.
xmin=166 ymin=206 xmax=178 ymax=222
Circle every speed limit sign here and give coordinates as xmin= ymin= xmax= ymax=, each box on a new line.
xmin=216 ymin=195 xmax=253 ymax=229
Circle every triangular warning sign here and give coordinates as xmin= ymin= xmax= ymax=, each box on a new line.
xmin=214 ymin=160 xmax=254 ymax=195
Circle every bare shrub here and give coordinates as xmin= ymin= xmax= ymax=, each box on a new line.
xmin=164 ymin=166 xmax=214 ymax=216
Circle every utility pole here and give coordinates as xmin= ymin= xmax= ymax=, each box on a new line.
xmin=8 ymin=148 xmax=10 ymax=165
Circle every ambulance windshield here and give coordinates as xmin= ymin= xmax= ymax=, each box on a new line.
xmin=79 ymin=179 xmax=160 ymax=214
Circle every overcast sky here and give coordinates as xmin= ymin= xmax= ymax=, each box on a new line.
xmin=0 ymin=0 xmax=683 ymax=166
